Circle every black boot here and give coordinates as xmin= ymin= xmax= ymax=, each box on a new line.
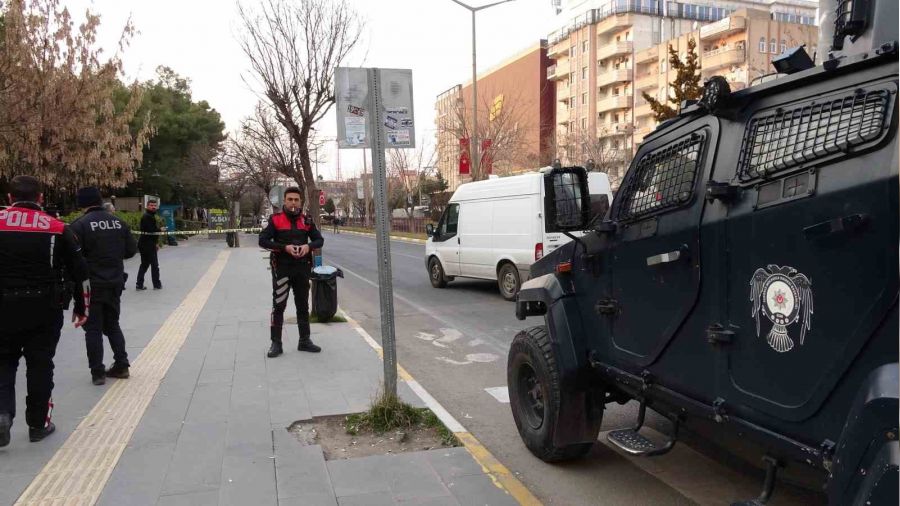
xmin=106 ymin=364 xmax=130 ymax=379
xmin=0 ymin=412 xmax=11 ymax=447
xmin=91 ymin=370 xmax=106 ymax=386
xmin=268 ymin=327 xmax=284 ymax=357
xmin=298 ymin=335 xmax=321 ymax=353
xmin=29 ymin=422 xmax=56 ymax=442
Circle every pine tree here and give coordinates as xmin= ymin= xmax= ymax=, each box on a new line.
xmin=641 ymin=38 xmax=702 ymax=122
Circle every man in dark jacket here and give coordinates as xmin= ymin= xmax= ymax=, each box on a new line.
xmin=258 ymin=187 xmax=324 ymax=357
xmin=136 ymin=199 xmax=162 ymax=290
xmin=0 ymin=176 xmax=90 ymax=446
xmin=70 ymin=187 xmax=138 ymax=385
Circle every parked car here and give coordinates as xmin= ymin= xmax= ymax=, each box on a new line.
xmin=425 ymin=170 xmax=612 ymax=300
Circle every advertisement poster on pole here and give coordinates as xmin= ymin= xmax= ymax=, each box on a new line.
xmin=378 ymin=68 xmax=416 ymax=149
xmin=335 ymin=68 xmax=370 ymax=149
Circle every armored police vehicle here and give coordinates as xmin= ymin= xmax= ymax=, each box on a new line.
xmin=507 ymin=1 xmax=898 ymax=504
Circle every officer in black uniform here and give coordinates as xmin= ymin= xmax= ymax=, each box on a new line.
xmin=136 ymin=199 xmax=161 ymax=290
xmin=259 ymin=187 xmax=324 ymax=357
xmin=0 ymin=176 xmax=90 ymax=446
xmin=70 ymin=187 xmax=138 ymax=385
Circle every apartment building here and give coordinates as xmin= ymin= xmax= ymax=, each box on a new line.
xmin=434 ymin=42 xmax=555 ymax=191
xmin=549 ymin=0 xmax=817 ymax=188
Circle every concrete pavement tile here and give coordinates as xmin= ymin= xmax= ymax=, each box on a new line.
xmin=396 ymin=497 xmax=460 ymax=505
xmin=424 ymin=448 xmax=485 ymax=482
xmin=278 ymin=492 xmax=339 ymax=506
xmin=161 ymin=421 xmax=227 ymax=496
xmin=0 ymin=473 xmax=34 ymax=505
xmin=98 ymin=442 xmax=176 ymax=506
xmin=444 ymin=474 xmax=518 ymax=506
xmin=199 ymin=367 xmax=234 ymax=386
xmin=379 ymin=453 xmax=452 ymax=502
xmin=128 ymin=391 xmax=191 ymax=447
xmin=203 ymin=339 xmax=238 ymax=371
xmin=326 ymin=455 xmax=391 ymax=497
xmin=184 ymin=383 xmax=232 ymax=424
xmin=268 ymin=388 xmax=312 ymax=425
xmin=272 ymin=433 xmax=335 ymax=499
xmin=218 ymin=454 xmax=277 ymax=506
xmin=156 ymin=490 xmax=220 ymax=506
xmin=212 ymin=323 xmax=239 ymax=341
xmin=224 ymin=420 xmax=272 ymax=458
xmin=337 ymin=491 xmax=397 ymax=506
xmin=306 ymin=386 xmax=351 ymax=417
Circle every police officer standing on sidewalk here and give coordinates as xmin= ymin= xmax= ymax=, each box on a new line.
xmin=136 ymin=199 xmax=162 ymax=290
xmin=0 ymin=176 xmax=90 ymax=447
xmin=70 ymin=187 xmax=138 ymax=385
xmin=259 ymin=187 xmax=324 ymax=357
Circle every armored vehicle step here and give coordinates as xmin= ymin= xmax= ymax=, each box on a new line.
xmin=605 ymin=402 xmax=679 ymax=457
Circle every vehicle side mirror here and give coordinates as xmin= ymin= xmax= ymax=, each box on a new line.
xmin=425 ymin=223 xmax=435 ymax=237
xmin=547 ymin=167 xmax=591 ymax=232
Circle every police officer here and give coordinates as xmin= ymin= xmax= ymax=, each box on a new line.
xmin=259 ymin=187 xmax=324 ymax=357
xmin=70 ymin=187 xmax=138 ymax=385
xmin=0 ymin=176 xmax=90 ymax=446
xmin=136 ymin=199 xmax=162 ymax=290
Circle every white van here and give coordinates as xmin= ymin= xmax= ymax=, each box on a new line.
xmin=425 ymin=168 xmax=612 ymax=300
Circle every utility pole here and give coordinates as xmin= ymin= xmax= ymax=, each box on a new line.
xmin=449 ymin=0 xmax=515 ymax=181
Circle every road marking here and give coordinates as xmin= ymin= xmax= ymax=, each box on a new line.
xmin=15 ymin=251 xmax=231 ymax=506
xmin=485 ymin=386 xmax=510 ymax=404
xmin=333 ymin=228 xmax=427 ymax=245
xmin=436 ymin=353 xmax=499 ymax=366
xmin=340 ymin=309 xmax=541 ymax=506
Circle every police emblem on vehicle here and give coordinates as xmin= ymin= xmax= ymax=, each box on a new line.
xmin=750 ymin=265 xmax=813 ymax=353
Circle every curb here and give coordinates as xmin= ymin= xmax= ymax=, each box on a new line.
xmin=339 ymin=308 xmax=542 ymax=506
xmin=335 ymin=229 xmax=427 ymax=245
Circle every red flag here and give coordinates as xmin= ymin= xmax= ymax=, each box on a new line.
xmin=459 ymin=138 xmax=471 ymax=175
xmin=481 ymin=139 xmax=493 ymax=175
xmin=319 ymin=190 xmax=326 ymax=206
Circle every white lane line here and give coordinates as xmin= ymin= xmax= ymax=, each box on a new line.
xmin=485 ymin=386 xmax=510 ymax=404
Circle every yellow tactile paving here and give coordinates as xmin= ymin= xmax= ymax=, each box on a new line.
xmin=14 ymin=251 xmax=231 ymax=506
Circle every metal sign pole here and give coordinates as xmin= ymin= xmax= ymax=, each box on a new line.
xmin=366 ymin=68 xmax=398 ymax=397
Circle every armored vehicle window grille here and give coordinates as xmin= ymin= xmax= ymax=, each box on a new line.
xmin=737 ymin=89 xmax=890 ymax=181
xmin=617 ymin=133 xmax=706 ymax=222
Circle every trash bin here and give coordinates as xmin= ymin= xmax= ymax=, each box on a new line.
xmin=310 ymin=265 xmax=344 ymax=322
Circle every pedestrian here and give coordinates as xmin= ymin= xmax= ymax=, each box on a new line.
xmin=0 ymin=176 xmax=90 ymax=446
xmin=103 ymin=202 xmax=115 ymax=213
xmin=135 ymin=199 xmax=162 ymax=290
xmin=258 ymin=187 xmax=324 ymax=357
xmin=332 ymin=215 xmax=339 ymax=234
xmin=70 ymin=187 xmax=138 ymax=385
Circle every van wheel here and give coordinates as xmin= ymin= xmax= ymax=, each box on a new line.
xmin=498 ymin=263 xmax=520 ymax=301
xmin=508 ymin=326 xmax=594 ymax=462
xmin=428 ymin=258 xmax=448 ymax=288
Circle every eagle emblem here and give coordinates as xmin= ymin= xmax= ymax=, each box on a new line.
xmin=750 ymin=265 xmax=813 ymax=353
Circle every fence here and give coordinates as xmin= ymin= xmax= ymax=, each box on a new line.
xmin=342 ymin=216 xmax=430 ymax=235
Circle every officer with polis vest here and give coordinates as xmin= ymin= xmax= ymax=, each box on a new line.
xmin=0 ymin=176 xmax=90 ymax=447
xmin=69 ymin=187 xmax=138 ymax=385
xmin=258 ymin=187 xmax=324 ymax=357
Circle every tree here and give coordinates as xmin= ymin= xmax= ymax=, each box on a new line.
xmin=641 ymin=38 xmax=701 ymax=122
xmin=0 ymin=0 xmax=151 ymax=188
xmin=557 ymin=126 xmax=630 ymax=188
xmin=387 ymin=142 xmax=435 ymax=223
xmin=241 ymin=103 xmax=302 ymax=194
xmin=238 ymin=0 xmax=363 ymax=224
xmin=324 ymin=197 xmax=335 ymax=215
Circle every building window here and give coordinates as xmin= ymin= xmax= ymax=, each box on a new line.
xmin=582 ymin=40 xmax=588 ymax=52
xmin=770 ymin=38 xmax=777 ymax=54
xmin=582 ymin=67 xmax=588 ymax=80
xmin=570 ymin=46 xmax=576 ymax=57
xmin=581 ymin=118 xmax=587 ymax=129
xmin=759 ymin=37 xmax=767 ymax=53
xmin=581 ymin=93 xmax=587 ymax=105
xmin=780 ymin=40 xmax=787 ymax=54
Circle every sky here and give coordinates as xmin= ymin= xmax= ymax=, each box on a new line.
xmin=65 ymin=0 xmax=559 ymax=180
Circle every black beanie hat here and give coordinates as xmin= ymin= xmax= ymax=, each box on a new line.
xmin=76 ymin=186 xmax=103 ymax=208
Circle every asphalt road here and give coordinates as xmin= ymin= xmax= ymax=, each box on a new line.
xmin=320 ymin=230 xmax=822 ymax=506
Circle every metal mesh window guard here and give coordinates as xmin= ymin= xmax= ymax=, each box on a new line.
xmin=617 ymin=133 xmax=706 ymax=222
xmin=553 ymin=171 xmax=585 ymax=229
xmin=737 ymin=89 xmax=890 ymax=181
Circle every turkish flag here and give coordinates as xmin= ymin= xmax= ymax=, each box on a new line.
xmin=459 ymin=138 xmax=470 ymax=175
xmin=481 ymin=139 xmax=493 ymax=175
xmin=319 ymin=190 xmax=325 ymax=206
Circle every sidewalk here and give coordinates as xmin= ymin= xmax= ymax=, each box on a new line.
xmin=0 ymin=237 xmax=519 ymax=506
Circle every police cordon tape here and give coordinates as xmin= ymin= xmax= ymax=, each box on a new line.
xmin=130 ymin=227 xmax=262 ymax=236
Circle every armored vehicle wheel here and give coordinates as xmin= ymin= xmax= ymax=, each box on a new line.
xmin=508 ymin=326 xmax=594 ymax=462
xmin=428 ymin=257 xmax=448 ymax=288
xmin=498 ymin=263 xmax=520 ymax=301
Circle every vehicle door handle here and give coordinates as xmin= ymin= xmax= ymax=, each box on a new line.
xmin=803 ymin=214 xmax=869 ymax=240
xmin=646 ymin=248 xmax=686 ymax=267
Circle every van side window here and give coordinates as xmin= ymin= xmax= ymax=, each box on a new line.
xmin=616 ymin=132 xmax=706 ymax=222
xmin=737 ymin=87 xmax=892 ymax=182
xmin=440 ymin=203 xmax=459 ymax=236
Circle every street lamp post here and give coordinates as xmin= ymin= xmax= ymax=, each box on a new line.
xmin=449 ymin=0 xmax=515 ymax=181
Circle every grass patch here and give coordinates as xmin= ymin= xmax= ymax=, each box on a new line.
xmin=344 ymin=391 xmax=460 ymax=447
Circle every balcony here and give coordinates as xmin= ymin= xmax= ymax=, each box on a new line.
xmin=699 ymin=16 xmax=746 ymax=41
xmin=635 ymin=46 xmax=658 ymax=64
xmin=597 ymin=13 xmax=633 ymax=35
xmin=556 ymin=82 xmax=571 ymax=100
xmin=598 ymin=124 xmax=632 ymax=138
xmin=596 ymin=94 xmax=632 ymax=113
xmin=634 ymin=102 xmax=654 ymax=118
xmin=597 ymin=41 xmax=633 ymax=61
xmin=557 ymin=107 xmax=570 ymax=124
xmin=548 ymin=41 xmax=567 ymax=58
xmin=547 ymin=64 xmax=566 ymax=81
xmin=702 ymin=46 xmax=746 ymax=72
xmin=596 ymin=68 xmax=632 ymax=88
xmin=634 ymin=125 xmax=656 ymax=144
xmin=634 ymin=73 xmax=658 ymax=90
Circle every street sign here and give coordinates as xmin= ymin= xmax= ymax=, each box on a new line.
xmin=336 ymin=68 xmax=370 ymax=149
xmin=336 ymin=67 xmax=416 ymax=150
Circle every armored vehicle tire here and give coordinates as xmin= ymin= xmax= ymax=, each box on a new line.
xmin=498 ymin=263 xmax=520 ymax=301
xmin=508 ymin=326 xmax=594 ymax=462
xmin=428 ymin=257 xmax=448 ymax=288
